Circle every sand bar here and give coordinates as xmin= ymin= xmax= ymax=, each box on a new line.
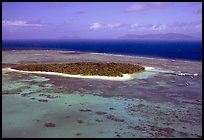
xmin=144 ymin=67 xmax=155 ymax=70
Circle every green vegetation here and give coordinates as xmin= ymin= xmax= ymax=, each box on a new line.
xmin=12 ymin=62 xmax=145 ymax=77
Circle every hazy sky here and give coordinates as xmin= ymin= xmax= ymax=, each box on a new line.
xmin=2 ymin=2 xmax=202 ymax=40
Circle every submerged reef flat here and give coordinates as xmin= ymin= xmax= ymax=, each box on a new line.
xmin=2 ymin=50 xmax=202 ymax=138
xmin=11 ymin=62 xmax=145 ymax=77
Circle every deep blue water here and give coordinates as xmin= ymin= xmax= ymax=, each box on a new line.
xmin=2 ymin=40 xmax=202 ymax=61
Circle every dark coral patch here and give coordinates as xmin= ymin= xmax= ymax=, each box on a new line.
xmin=95 ymin=111 xmax=107 ymax=115
xmin=21 ymin=93 xmax=28 ymax=97
xmin=44 ymin=122 xmax=56 ymax=128
xmin=128 ymin=125 xmax=146 ymax=131
xmin=148 ymin=125 xmax=175 ymax=137
xmin=39 ymin=94 xmax=60 ymax=99
xmin=79 ymin=109 xmax=92 ymax=112
xmin=105 ymin=115 xmax=125 ymax=122
xmin=178 ymin=131 xmax=189 ymax=137
xmin=75 ymin=133 xmax=81 ymax=136
xmin=109 ymin=107 xmax=115 ymax=110
xmin=38 ymin=99 xmax=48 ymax=102
xmin=77 ymin=120 xmax=84 ymax=124
xmin=95 ymin=119 xmax=103 ymax=122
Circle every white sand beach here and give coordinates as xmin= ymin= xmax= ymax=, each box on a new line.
xmin=144 ymin=67 xmax=155 ymax=70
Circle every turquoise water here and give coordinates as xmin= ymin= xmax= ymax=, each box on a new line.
xmin=3 ymin=87 xmax=201 ymax=138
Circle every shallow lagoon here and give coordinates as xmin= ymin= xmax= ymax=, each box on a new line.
xmin=2 ymin=50 xmax=202 ymax=138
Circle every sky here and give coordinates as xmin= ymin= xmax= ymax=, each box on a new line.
xmin=2 ymin=2 xmax=202 ymax=40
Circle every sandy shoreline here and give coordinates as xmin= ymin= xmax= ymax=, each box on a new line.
xmin=144 ymin=67 xmax=155 ymax=70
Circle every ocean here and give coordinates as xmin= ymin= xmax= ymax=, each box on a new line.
xmin=2 ymin=40 xmax=202 ymax=61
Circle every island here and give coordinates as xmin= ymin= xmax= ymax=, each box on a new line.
xmin=10 ymin=62 xmax=145 ymax=77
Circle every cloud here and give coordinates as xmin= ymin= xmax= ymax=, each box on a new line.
xmin=89 ymin=22 xmax=103 ymax=30
xmin=102 ymin=23 xmax=129 ymax=30
xmin=102 ymin=23 xmax=166 ymax=31
xmin=151 ymin=25 xmax=166 ymax=31
xmin=106 ymin=23 xmax=121 ymax=29
xmin=169 ymin=20 xmax=202 ymax=30
xmin=2 ymin=20 xmax=44 ymax=27
xmin=100 ymin=20 xmax=200 ymax=32
xmin=128 ymin=21 xmax=201 ymax=32
xmin=129 ymin=24 xmax=166 ymax=31
xmin=125 ymin=2 xmax=173 ymax=12
xmin=125 ymin=4 xmax=146 ymax=12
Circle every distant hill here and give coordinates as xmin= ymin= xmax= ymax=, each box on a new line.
xmin=119 ymin=33 xmax=200 ymax=40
